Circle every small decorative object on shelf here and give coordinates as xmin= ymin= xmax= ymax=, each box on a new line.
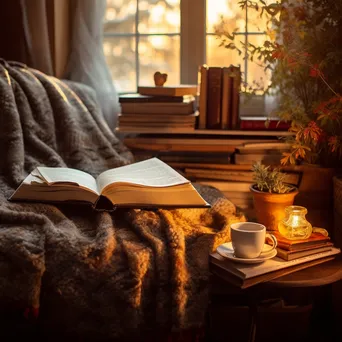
xmin=250 ymin=163 xmax=298 ymax=231
xmin=153 ymin=71 xmax=168 ymax=86
xmin=278 ymin=206 xmax=312 ymax=240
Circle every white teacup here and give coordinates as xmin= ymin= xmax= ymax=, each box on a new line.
xmin=230 ymin=222 xmax=277 ymax=259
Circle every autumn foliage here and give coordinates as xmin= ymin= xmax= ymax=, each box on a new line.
xmin=215 ymin=0 xmax=342 ymax=166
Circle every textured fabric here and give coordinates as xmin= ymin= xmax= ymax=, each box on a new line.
xmin=0 ymin=61 xmax=245 ymax=340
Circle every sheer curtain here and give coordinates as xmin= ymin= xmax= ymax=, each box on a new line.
xmin=2 ymin=0 xmax=119 ymax=130
xmin=65 ymin=0 xmax=120 ymax=130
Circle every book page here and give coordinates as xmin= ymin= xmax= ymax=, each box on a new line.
xmin=97 ymin=158 xmax=189 ymax=193
xmin=37 ymin=167 xmax=99 ymax=194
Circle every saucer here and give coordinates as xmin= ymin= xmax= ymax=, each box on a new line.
xmin=216 ymin=242 xmax=277 ymax=264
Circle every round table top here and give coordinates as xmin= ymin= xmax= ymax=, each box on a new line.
xmin=268 ymin=256 xmax=342 ymax=288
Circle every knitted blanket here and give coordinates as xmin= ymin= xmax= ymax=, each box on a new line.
xmin=0 ymin=60 xmax=245 ymax=340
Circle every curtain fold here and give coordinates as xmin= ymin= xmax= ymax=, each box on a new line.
xmin=65 ymin=0 xmax=120 ymax=130
xmin=20 ymin=0 xmax=54 ymax=75
xmin=0 ymin=0 xmax=119 ymax=130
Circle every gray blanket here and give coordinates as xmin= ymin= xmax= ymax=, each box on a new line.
xmin=0 ymin=60 xmax=245 ymax=340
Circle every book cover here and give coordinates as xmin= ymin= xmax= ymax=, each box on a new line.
xmin=118 ymin=113 xmax=197 ymax=124
xmin=240 ymin=116 xmax=291 ymax=130
xmin=198 ymin=65 xmax=209 ymax=129
xmin=276 ymin=244 xmax=333 ymax=261
xmin=229 ymin=65 xmax=241 ymax=129
xmin=138 ymin=85 xmax=198 ymax=97
xmin=206 ymin=67 xmax=223 ymax=129
xmin=221 ymin=67 xmax=232 ymax=129
xmin=119 ymin=94 xmax=188 ymax=103
xmin=120 ymin=99 xmax=195 ymax=115
xmin=270 ymin=231 xmax=331 ymax=251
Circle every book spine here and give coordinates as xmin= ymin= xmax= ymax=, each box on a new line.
xmin=240 ymin=120 xmax=291 ymax=130
xmin=198 ymin=65 xmax=208 ymax=129
xmin=206 ymin=67 xmax=222 ymax=129
xmin=119 ymin=96 xmax=185 ymax=103
xmin=221 ymin=67 xmax=232 ymax=129
xmin=230 ymin=66 xmax=241 ymax=129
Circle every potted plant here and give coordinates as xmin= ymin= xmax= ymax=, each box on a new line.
xmin=251 ymin=163 xmax=298 ymax=231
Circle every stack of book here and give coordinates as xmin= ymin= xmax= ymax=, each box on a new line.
xmin=273 ymin=231 xmax=335 ymax=261
xmin=211 ymin=237 xmax=340 ymax=288
xmin=198 ymin=64 xmax=241 ymax=130
xmin=123 ymin=135 xmax=285 ymax=168
xmin=232 ymin=141 xmax=291 ymax=165
xmin=117 ymin=85 xmax=198 ymax=132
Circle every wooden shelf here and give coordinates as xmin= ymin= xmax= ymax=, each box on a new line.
xmin=116 ymin=128 xmax=293 ymax=137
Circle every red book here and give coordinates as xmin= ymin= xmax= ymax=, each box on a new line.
xmin=240 ymin=116 xmax=291 ymax=130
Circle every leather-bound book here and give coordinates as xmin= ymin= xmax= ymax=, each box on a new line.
xmin=221 ymin=67 xmax=233 ymax=129
xmin=229 ymin=65 xmax=241 ymax=129
xmin=206 ymin=67 xmax=222 ymax=129
xmin=198 ymin=64 xmax=209 ymax=129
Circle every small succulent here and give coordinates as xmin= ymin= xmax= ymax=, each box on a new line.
xmin=252 ymin=162 xmax=293 ymax=194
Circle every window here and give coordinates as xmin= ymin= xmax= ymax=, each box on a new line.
xmin=103 ymin=0 xmax=269 ymax=95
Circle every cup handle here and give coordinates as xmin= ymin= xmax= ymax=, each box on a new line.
xmin=260 ymin=233 xmax=278 ymax=257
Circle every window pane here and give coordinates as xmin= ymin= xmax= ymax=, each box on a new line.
xmin=206 ymin=0 xmax=245 ymax=34
xmin=246 ymin=34 xmax=271 ymax=91
xmin=206 ymin=34 xmax=245 ymax=71
xmin=139 ymin=35 xmax=180 ymax=86
xmin=247 ymin=7 xmax=267 ymax=33
xmin=138 ymin=0 xmax=180 ymax=34
xmin=103 ymin=37 xmax=137 ymax=92
xmin=104 ymin=0 xmax=136 ymax=34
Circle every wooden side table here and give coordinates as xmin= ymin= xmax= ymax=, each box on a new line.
xmin=208 ymin=257 xmax=342 ymax=342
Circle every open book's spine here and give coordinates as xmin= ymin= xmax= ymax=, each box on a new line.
xmin=94 ymin=195 xmax=117 ymax=211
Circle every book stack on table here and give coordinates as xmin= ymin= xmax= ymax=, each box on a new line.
xmin=117 ymin=85 xmax=198 ymax=132
xmin=272 ymin=231 xmax=335 ymax=261
xmin=211 ymin=231 xmax=340 ymax=288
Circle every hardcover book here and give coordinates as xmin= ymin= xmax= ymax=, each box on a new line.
xmin=119 ymin=94 xmax=188 ymax=103
xmin=211 ymin=247 xmax=340 ymax=288
xmin=198 ymin=64 xmax=209 ymax=129
xmin=240 ymin=116 xmax=291 ymax=130
xmin=221 ymin=67 xmax=233 ymax=129
xmin=120 ymin=99 xmax=195 ymax=115
xmin=269 ymin=231 xmax=331 ymax=251
xmin=276 ymin=244 xmax=333 ymax=261
xmin=137 ymin=85 xmax=198 ymax=97
xmin=229 ymin=65 xmax=241 ymax=129
xmin=10 ymin=158 xmax=209 ymax=210
xmin=206 ymin=67 xmax=223 ymax=129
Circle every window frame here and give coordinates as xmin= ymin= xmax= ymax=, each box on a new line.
xmin=104 ymin=0 xmax=271 ymax=116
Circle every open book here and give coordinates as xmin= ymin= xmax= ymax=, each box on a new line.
xmin=10 ymin=158 xmax=209 ymax=210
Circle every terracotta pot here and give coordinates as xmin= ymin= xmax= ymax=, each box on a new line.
xmin=250 ymin=185 xmax=299 ymax=231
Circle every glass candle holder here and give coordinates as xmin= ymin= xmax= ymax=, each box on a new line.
xmin=278 ymin=205 xmax=312 ymax=240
